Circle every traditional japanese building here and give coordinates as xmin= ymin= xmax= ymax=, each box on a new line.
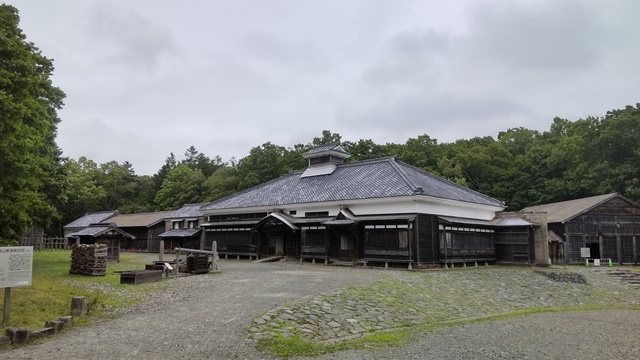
xmin=522 ymin=193 xmax=640 ymax=265
xmin=200 ymin=143 xmax=537 ymax=267
xmin=158 ymin=203 xmax=206 ymax=252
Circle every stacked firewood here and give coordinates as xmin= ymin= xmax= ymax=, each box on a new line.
xmin=187 ymin=254 xmax=210 ymax=274
xmin=69 ymin=243 xmax=108 ymax=276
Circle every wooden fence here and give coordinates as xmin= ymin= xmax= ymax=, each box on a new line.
xmin=20 ymin=237 xmax=67 ymax=251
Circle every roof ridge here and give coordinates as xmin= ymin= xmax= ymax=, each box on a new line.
xmin=201 ymin=171 xmax=299 ymax=209
xmin=393 ymin=159 xmax=505 ymax=207
xmin=526 ymin=193 xmax=617 ymax=208
xmin=387 ymin=158 xmax=419 ymax=192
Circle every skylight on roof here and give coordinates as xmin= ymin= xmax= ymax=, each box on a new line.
xmin=300 ymin=164 xmax=337 ymax=178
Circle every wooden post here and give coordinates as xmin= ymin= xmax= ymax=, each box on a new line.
xmin=3 ymin=288 xmax=10 ymax=326
xmin=173 ymin=249 xmax=179 ymax=275
xmin=633 ymin=236 xmax=637 ymax=265
xmin=199 ymin=228 xmax=206 ymax=250
xmin=212 ymin=241 xmax=218 ymax=271
xmin=70 ymin=296 xmax=87 ymax=317
xmin=616 ymin=226 xmax=622 ymax=265
xmin=159 ymin=240 xmax=164 ymax=262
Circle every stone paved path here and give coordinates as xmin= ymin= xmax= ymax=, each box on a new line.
xmin=247 ymin=266 xmax=640 ymax=344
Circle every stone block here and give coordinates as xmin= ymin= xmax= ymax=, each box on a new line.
xmin=58 ymin=316 xmax=74 ymax=327
xmin=6 ymin=327 xmax=29 ymax=344
xmin=0 ymin=335 xmax=10 ymax=346
xmin=45 ymin=319 xmax=64 ymax=333
xmin=29 ymin=327 xmax=55 ymax=342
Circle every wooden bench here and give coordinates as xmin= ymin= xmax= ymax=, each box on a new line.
xmin=300 ymin=246 xmax=329 ymax=264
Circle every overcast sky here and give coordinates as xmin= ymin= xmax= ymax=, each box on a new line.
xmin=14 ymin=0 xmax=640 ymax=175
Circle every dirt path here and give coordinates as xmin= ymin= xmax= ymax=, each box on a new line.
xmin=3 ymin=260 xmax=639 ymax=359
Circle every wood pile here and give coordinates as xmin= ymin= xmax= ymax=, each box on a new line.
xmin=69 ymin=244 xmax=107 ymax=276
xmin=187 ymin=254 xmax=210 ymax=274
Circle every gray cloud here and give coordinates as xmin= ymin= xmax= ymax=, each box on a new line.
xmin=15 ymin=0 xmax=640 ymax=174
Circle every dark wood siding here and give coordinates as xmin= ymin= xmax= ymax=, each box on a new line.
xmin=561 ymin=197 xmax=640 ymax=264
xmin=495 ymin=228 xmax=531 ymax=262
xmin=416 ymin=214 xmax=438 ymax=264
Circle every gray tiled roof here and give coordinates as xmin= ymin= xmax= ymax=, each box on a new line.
xmin=167 ymin=203 xmax=206 ymax=219
xmin=158 ymin=228 xmax=201 ymax=238
xmin=201 ymin=157 xmax=504 ymax=211
xmin=109 ymin=211 xmax=173 ymax=228
xmin=67 ymin=225 xmax=134 ymax=239
xmin=521 ymin=193 xmax=620 ymax=223
xmin=302 ymin=142 xmax=349 ymax=156
xmin=64 ymin=210 xmax=119 ymax=229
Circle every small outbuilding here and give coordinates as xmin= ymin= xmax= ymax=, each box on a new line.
xmin=158 ymin=203 xmax=205 ymax=252
xmin=522 ymin=193 xmax=640 ymax=265
xmin=67 ymin=223 xmax=135 ymax=261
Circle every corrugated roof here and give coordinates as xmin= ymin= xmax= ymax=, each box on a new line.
xmin=201 ymin=157 xmax=504 ymax=211
xmin=64 ymin=210 xmax=119 ymax=229
xmin=521 ymin=193 xmax=619 ymax=223
xmin=108 ymin=211 xmax=173 ymax=228
xmin=167 ymin=203 xmax=206 ymax=219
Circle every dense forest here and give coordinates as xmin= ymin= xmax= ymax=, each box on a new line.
xmin=55 ymin=102 xmax=640 ymax=238
xmin=2 ymin=4 xmax=640 ymax=242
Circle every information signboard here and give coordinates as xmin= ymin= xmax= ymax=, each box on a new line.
xmin=0 ymin=246 xmax=33 ymax=288
xmin=580 ymin=247 xmax=591 ymax=259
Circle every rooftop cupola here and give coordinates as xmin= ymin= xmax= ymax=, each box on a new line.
xmin=300 ymin=143 xmax=351 ymax=178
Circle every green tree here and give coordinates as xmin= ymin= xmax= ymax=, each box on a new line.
xmin=596 ymin=104 xmax=640 ymax=201
xmin=155 ymin=164 xmax=206 ymax=210
xmin=236 ymin=142 xmax=289 ymax=190
xmin=182 ymin=145 xmax=224 ymax=177
xmin=59 ymin=157 xmax=107 ymax=227
xmin=153 ymin=152 xmax=177 ymax=191
xmin=343 ymin=139 xmax=390 ymax=161
xmin=395 ymin=134 xmax=441 ymax=171
xmin=203 ymin=166 xmax=240 ymax=201
xmin=0 ymin=5 xmax=66 ymax=244
xmin=312 ymin=130 xmax=342 ymax=145
xmin=97 ymin=161 xmax=138 ymax=210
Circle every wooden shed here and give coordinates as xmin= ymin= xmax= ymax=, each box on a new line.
xmin=522 ymin=193 xmax=640 ymax=265
xmin=67 ymin=223 xmax=135 ymax=262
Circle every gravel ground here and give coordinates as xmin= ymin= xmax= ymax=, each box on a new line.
xmin=2 ymin=259 xmax=639 ymax=360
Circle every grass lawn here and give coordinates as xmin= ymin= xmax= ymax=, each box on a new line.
xmin=1 ymin=251 xmax=164 ymax=330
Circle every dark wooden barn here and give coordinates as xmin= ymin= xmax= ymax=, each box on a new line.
xmin=522 ymin=193 xmax=640 ymax=265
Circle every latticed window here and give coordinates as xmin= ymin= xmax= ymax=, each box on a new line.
xmin=367 ymin=229 xmax=409 ymax=248
xmin=303 ymin=231 xmax=324 ymax=247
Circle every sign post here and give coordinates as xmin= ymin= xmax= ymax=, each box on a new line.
xmin=0 ymin=246 xmax=34 ymax=326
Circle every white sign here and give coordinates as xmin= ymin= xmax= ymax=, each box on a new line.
xmin=594 ymin=259 xmax=601 ymax=267
xmin=0 ymin=246 xmax=33 ymax=288
xmin=580 ymin=248 xmax=591 ymax=258
xmin=164 ymin=262 xmax=173 ymax=270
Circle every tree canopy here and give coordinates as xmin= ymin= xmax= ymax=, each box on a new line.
xmin=0 ymin=5 xmax=66 ymax=244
